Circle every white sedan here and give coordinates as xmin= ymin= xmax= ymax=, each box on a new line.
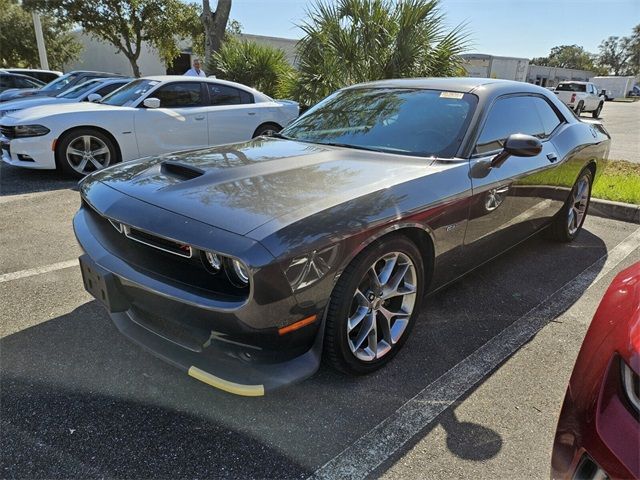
xmin=0 ymin=76 xmax=299 ymax=177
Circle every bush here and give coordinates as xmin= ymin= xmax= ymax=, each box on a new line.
xmin=207 ymin=39 xmax=294 ymax=98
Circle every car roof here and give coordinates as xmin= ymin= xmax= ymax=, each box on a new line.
xmin=140 ymin=75 xmax=273 ymax=100
xmin=557 ymin=80 xmax=588 ymax=84
xmin=344 ymin=77 xmax=550 ymax=95
xmin=68 ymin=70 xmax=126 ymax=77
xmin=2 ymin=68 xmax=63 ymax=75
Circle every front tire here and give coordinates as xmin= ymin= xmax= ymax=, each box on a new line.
xmin=323 ymin=236 xmax=425 ymax=375
xmin=545 ymin=169 xmax=593 ymax=242
xmin=57 ymin=128 xmax=118 ymax=178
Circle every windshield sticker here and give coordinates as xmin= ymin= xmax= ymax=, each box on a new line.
xmin=440 ymin=91 xmax=464 ymax=99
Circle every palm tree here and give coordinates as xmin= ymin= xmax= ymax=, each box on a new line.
xmin=287 ymin=0 xmax=471 ymax=106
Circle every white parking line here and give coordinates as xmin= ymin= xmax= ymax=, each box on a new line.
xmin=312 ymin=226 xmax=640 ymax=480
xmin=0 ymin=260 xmax=78 ymax=284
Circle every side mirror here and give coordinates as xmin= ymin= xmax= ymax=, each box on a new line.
xmin=600 ymin=90 xmax=606 ymax=96
xmin=87 ymin=93 xmax=102 ymax=102
xmin=143 ymin=97 xmax=161 ymax=109
xmin=491 ymin=133 xmax=543 ymax=168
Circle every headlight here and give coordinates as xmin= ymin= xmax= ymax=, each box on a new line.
xmin=229 ymin=258 xmax=250 ymax=286
xmin=204 ymin=251 xmax=221 ymax=271
xmin=14 ymin=124 xmax=50 ymax=137
xmin=621 ymin=359 xmax=640 ymax=414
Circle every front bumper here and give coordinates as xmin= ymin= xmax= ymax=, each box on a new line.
xmin=73 ymin=184 xmax=326 ymax=395
xmin=0 ymin=133 xmax=56 ymax=169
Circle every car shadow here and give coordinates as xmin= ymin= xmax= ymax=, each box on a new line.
xmin=1 ymin=228 xmax=608 ymax=478
xmin=0 ymin=162 xmax=77 ymax=196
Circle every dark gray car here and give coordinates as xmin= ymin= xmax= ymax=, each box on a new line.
xmin=74 ymin=78 xmax=610 ymax=396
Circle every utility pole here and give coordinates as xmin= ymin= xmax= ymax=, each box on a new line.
xmin=31 ymin=11 xmax=49 ymax=70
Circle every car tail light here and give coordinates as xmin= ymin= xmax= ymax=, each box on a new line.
xmin=570 ymin=93 xmax=576 ymax=103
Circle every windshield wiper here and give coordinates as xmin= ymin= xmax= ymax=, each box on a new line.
xmin=317 ymin=142 xmax=384 ymax=153
xmin=270 ymin=132 xmax=292 ymax=140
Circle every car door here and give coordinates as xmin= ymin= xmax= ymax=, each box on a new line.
xmin=205 ymin=83 xmax=262 ymax=145
xmin=134 ymin=81 xmax=209 ymax=157
xmin=463 ymin=94 xmax=565 ymax=265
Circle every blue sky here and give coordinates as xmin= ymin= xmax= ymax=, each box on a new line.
xmin=221 ymin=0 xmax=639 ymax=58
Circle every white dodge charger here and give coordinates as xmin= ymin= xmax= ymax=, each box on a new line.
xmin=0 ymin=76 xmax=299 ymax=177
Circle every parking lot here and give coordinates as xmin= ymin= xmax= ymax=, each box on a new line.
xmin=1 ymin=160 xmax=639 ymax=478
xmin=596 ymin=100 xmax=640 ymax=163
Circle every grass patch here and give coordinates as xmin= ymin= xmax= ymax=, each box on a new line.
xmin=592 ymin=160 xmax=640 ymax=204
xmin=521 ymin=159 xmax=640 ymax=205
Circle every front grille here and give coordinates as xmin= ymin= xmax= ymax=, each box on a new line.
xmin=0 ymin=126 xmax=15 ymax=139
xmin=123 ymin=225 xmax=193 ymax=258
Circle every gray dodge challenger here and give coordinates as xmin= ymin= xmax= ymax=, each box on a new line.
xmin=74 ymin=78 xmax=610 ymax=396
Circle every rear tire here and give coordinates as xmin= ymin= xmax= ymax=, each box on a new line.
xmin=57 ymin=128 xmax=118 ymax=178
xmin=592 ymin=102 xmax=603 ymax=118
xmin=545 ymin=169 xmax=593 ymax=242
xmin=323 ymin=235 xmax=425 ymax=375
xmin=574 ymin=102 xmax=584 ymax=116
xmin=252 ymin=123 xmax=282 ymax=138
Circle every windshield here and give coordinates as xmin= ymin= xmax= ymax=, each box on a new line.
xmin=57 ymin=79 xmax=102 ymax=99
xmin=556 ymin=83 xmax=586 ymax=92
xmin=100 ymin=79 xmax=159 ymax=106
xmin=281 ymin=88 xmax=477 ymax=158
xmin=41 ymin=72 xmax=79 ymax=92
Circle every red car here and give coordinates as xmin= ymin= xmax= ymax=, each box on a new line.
xmin=552 ymin=262 xmax=640 ymax=479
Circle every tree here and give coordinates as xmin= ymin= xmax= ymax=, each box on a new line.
xmin=530 ymin=44 xmax=598 ymax=71
xmin=0 ymin=0 xmax=81 ymax=69
xmin=286 ymin=0 xmax=470 ymax=107
xmin=208 ymin=39 xmax=293 ymax=97
xmin=201 ymin=0 xmax=232 ymax=67
xmin=628 ymin=24 xmax=640 ymax=76
xmin=24 ymin=0 xmax=201 ymax=77
xmin=598 ymin=36 xmax=632 ymax=75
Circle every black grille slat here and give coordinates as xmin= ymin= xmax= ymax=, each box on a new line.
xmin=124 ymin=226 xmax=193 ymax=258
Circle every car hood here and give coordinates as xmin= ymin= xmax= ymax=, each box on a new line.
xmin=86 ymin=138 xmax=438 ymax=236
xmin=0 ymin=96 xmax=74 ymax=112
xmin=3 ymin=101 xmax=130 ymax=123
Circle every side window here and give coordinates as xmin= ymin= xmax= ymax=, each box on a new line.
xmin=475 ymin=96 xmax=545 ymax=155
xmin=95 ymin=83 xmax=124 ymax=97
xmin=531 ymin=97 xmax=563 ymax=136
xmin=208 ymin=83 xmax=254 ymax=106
xmin=0 ymin=75 xmax=12 ymax=89
xmin=153 ymin=82 xmax=204 ymax=108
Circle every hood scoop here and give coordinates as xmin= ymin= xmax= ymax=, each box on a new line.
xmin=160 ymin=161 xmax=205 ymax=181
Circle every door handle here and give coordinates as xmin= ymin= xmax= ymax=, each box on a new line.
xmin=546 ymin=153 xmax=558 ymax=163
xmin=195 ymin=115 xmax=205 ymax=121
xmin=247 ymin=112 xmax=256 ymax=116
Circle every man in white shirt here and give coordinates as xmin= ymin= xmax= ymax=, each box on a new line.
xmin=184 ymin=59 xmax=206 ymax=77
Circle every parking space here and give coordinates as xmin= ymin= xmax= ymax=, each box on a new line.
xmin=596 ymin=100 xmax=640 ymax=163
xmin=1 ymin=167 xmax=639 ymax=479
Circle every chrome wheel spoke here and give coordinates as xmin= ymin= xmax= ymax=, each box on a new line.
xmin=88 ymin=157 xmax=103 ymax=170
xmin=348 ymin=306 xmax=369 ymax=333
xmin=76 ymin=157 xmax=89 ymax=171
xmin=67 ymin=147 xmax=84 ymax=157
xmin=92 ymin=146 xmax=109 ymax=157
xmin=383 ymin=262 xmax=409 ymax=298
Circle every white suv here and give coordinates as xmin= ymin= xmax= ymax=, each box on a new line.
xmin=554 ymin=81 xmax=604 ymax=118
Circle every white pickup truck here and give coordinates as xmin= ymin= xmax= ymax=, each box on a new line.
xmin=554 ymin=81 xmax=604 ymax=118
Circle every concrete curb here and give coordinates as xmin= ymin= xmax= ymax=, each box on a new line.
xmin=589 ymin=198 xmax=640 ymax=224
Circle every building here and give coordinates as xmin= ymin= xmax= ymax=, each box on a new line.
xmin=526 ymin=65 xmax=593 ymax=87
xmin=461 ymin=54 xmax=529 ymax=82
xmin=64 ymin=31 xmax=299 ymax=77
xmin=461 ymin=53 xmax=594 ymax=88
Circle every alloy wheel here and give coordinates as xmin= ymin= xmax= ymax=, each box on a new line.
xmin=567 ymin=174 xmax=590 ymax=236
xmin=346 ymin=252 xmax=417 ymax=362
xmin=66 ymin=135 xmax=111 ymax=175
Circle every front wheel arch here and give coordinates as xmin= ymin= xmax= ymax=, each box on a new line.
xmin=252 ymin=122 xmax=283 ymax=138
xmin=55 ymin=126 xmax=122 ymax=171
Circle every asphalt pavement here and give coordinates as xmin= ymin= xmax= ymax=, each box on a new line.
xmin=594 ymin=100 xmax=639 ymax=163
xmin=1 ymin=165 xmax=639 ymax=479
